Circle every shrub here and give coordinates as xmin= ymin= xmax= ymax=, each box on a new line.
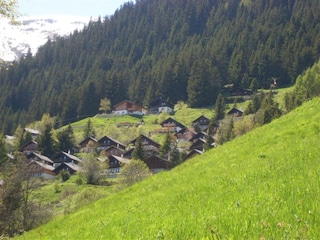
xmin=60 ymin=170 xmax=71 ymax=182
xmin=117 ymin=160 xmax=151 ymax=188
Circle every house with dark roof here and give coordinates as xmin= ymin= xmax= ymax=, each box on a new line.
xmin=52 ymin=151 xmax=82 ymax=168
xmin=191 ymin=115 xmax=210 ymax=131
xmin=143 ymin=155 xmax=173 ymax=173
xmin=189 ymin=138 xmax=207 ymax=152
xmin=53 ymin=162 xmax=81 ymax=175
xmin=21 ymin=140 xmax=37 ymax=154
xmin=24 ymin=128 xmax=41 ymax=139
xmin=28 ymin=160 xmax=55 ymax=179
xmin=160 ymin=117 xmax=187 ymax=133
xmin=184 ymin=149 xmax=204 ymax=161
xmin=97 ymin=136 xmax=126 ymax=152
xmin=107 ymin=155 xmax=131 ymax=174
xmin=227 ymin=107 xmax=243 ymax=117
xmin=78 ymin=136 xmax=98 ymax=153
xmin=27 ymin=152 xmax=54 ymax=166
xmin=130 ymin=134 xmax=161 ymax=158
xmin=100 ymin=146 xmax=126 ymax=157
xmin=149 ymin=97 xmax=174 ymax=114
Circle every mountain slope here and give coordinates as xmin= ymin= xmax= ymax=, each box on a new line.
xmin=1 ymin=0 xmax=320 ymax=134
xmin=18 ymin=97 xmax=320 ymax=239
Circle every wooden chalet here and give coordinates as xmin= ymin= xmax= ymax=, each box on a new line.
xmin=27 ymin=152 xmax=54 ymax=166
xmin=97 ymin=136 xmax=126 ymax=152
xmin=227 ymin=107 xmax=243 ymax=117
xmin=143 ymin=155 xmax=173 ymax=173
xmin=24 ymin=128 xmax=41 ymax=139
xmin=189 ymin=138 xmax=207 ymax=152
xmin=160 ymin=117 xmax=187 ymax=133
xmin=107 ymin=155 xmax=131 ymax=174
xmin=130 ymin=134 xmax=161 ymax=157
xmin=184 ymin=149 xmax=204 ymax=161
xmin=189 ymin=131 xmax=207 ymax=142
xmin=52 ymin=151 xmax=82 ymax=168
xmin=21 ymin=140 xmax=37 ymax=154
xmin=192 ymin=115 xmax=210 ymax=131
xmin=148 ymin=97 xmax=174 ymax=114
xmin=78 ymin=136 xmax=98 ymax=153
xmin=100 ymin=145 xmax=125 ymax=157
xmin=229 ymin=87 xmax=253 ymax=96
xmin=53 ymin=162 xmax=81 ymax=175
xmin=113 ymin=100 xmax=147 ymax=116
xmin=175 ymin=128 xmax=197 ymax=141
xmin=28 ymin=160 xmax=55 ymax=179
xmin=122 ymin=148 xmax=134 ymax=159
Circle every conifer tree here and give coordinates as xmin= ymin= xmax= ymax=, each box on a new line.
xmin=170 ymin=142 xmax=181 ymax=167
xmin=83 ymin=119 xmax=95 ymax=139
xmin=132 ymin=135 xmax=145 ymax=161
xmin=160 ymin=131 xmax=172 ymax=158
xmin=37 ymin=123 xmax=56 ymax=157
xmin=0 ymin=133 xmax=8 ymax=167
xmin=214 ymin=93 xmax=225 ymax=121
xmin=56 ymin=124 xmax=75 ymax=153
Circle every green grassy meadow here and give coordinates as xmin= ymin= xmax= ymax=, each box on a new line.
xmin=17 ymin=97 xmax=320 ymax=239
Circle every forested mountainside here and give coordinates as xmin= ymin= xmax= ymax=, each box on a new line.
xmin=1 ymin=0 xmax=320 ymax=134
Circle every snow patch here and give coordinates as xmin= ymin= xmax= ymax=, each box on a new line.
xmin=0 ymin=16 xmax=90 ymax=61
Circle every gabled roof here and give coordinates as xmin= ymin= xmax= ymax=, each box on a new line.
xmin=97 ymin=136 xmax=125 ymax=148
xmin=63 ymin=162 xmax=81 ymax=172
xmin=24 ymin=128 xmax=41 ymax=135
xmin=79 ymin=136 xmax=98 ymax=146
xmin=62 ymin=151 xmax=82 ymax=162
xmin=53 ymin=151 xmax=82 ymax=163
xmin=109 ymin=155 xmax=131 ymax=164
xmin=227 ymin=107 xmax=243 ymax=115
xmin=189 ymin=138 xmax=206 ymax=151
xmin=29 ymin=160 xmax=55 ymax=171
xmin=54 ymin=162 xmax=81 ymax=173
xmin=192 ymin=115 xmax=210 ymax=124
xmin=21 ymin=140 xmax=37 ymax=149
xmin=149 ymin=97 xmax=174 ymax=109
xmin=160 ymin=117 xmax=187 ymax=130
xmin=184 ymin=149 xmax=204 ymax=160
xmin=130 ymin=134 xmax=161 ymax=148
xmin=144 ymin=155 xmax=173 ymax=170
xmin=102 ymin=145 xmax=125 ymax=152
xmin=30 ymin=152 xmax=54 ymax=163
xmin=114 ymin=100 xmax=146 ymax=110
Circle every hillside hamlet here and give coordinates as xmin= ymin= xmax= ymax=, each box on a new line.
xmin=5 ymin=88 xmax=250 ymax=179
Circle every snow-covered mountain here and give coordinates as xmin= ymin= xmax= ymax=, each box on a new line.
xmin=0 ymin=16 xmax=90 ymax=62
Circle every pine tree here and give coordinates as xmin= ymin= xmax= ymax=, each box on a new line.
xmin=170 ymin=142 xmax=181 ymax=167
xmin=83 ymin=119 xmax=95 ymax=139
xmin=132 ymin=135 xmax=145 ymax=161
xmin=160 ymin=131 xmax=172 ymax=158
xmin=56 ymin=124 xmax=75 ymax=153
xmin=214 ymin=93 xmax=225 ymax=121
xmin=37 ymin=123 xmax=55 ymax=157
xmin=0 ymin=133 xmax=8 ymax=167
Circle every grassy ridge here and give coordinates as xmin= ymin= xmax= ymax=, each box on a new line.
xmin=18 ymin=98 xmax=320 ymax=239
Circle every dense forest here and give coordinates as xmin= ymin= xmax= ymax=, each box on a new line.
xmin=0 ymin=0 xmax=320 ymax=134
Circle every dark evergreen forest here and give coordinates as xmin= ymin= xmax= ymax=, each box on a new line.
xmin=1 ymin=0 xmax=320 ymax=134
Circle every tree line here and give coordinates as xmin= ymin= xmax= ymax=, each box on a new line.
xmin=0 ymin=0 xmax=320 ymax=134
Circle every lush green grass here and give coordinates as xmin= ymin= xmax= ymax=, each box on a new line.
xmin=17 ymin=97 xmax=320 ymax=239
xmin=31 ymin=175 xmax=114 ymax=217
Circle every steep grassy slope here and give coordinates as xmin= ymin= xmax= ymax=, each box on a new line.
xmin=18 ymin=98 xmax=320 ymax=239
